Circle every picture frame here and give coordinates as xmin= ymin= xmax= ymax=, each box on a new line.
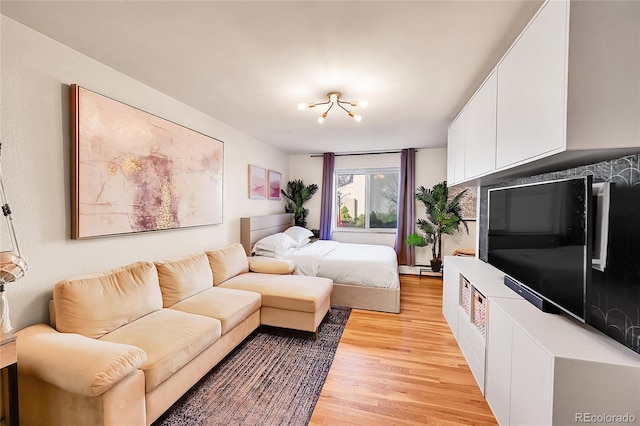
xmin=449 ymin=185 xmax=477 ymax=221
xmin=248 ymin=165 xmax=266 ymax=199
xmin=268 ymin=170 xmax=282 ymax=200
xmin=71 ymin=85 xmax=224 ymax=239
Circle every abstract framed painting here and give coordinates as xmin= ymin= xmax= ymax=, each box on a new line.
xmin=248 ymin=165 xmax=266 ymax=199
xmin=71 ymin=85 xmax=224 ymax=239
xmin=268 ymin=170 xmax=282 ymax=200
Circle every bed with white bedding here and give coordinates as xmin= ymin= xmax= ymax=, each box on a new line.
xmin=241 ymin=213 xmax=400 ymax=313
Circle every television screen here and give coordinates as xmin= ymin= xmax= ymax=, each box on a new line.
xmin=487 ymin=177 xmax=592 ymax=321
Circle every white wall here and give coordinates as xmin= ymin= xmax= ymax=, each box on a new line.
xmin=0 ymin=17 xmax=289 ymax=330
xmin=289 ymin=148 xmax=477 ymax=260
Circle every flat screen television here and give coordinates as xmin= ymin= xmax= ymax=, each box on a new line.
xmin=487 ymin=176 xmax=592 ymax=322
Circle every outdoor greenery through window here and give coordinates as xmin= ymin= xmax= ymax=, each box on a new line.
xmin=334 ymin=168 xmax=399 ymax=230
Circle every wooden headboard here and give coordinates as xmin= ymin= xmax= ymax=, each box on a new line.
xmin=240 ymin=213 xmax=295 ymax=255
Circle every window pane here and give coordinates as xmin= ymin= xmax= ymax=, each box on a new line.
xmin=370 ymin=173 xmax=398 ymax=229
xmin=336 ymin=174 xmax=365 ymax=228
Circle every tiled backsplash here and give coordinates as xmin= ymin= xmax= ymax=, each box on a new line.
xmin=478 ymin=154 xmax=640 ymax=354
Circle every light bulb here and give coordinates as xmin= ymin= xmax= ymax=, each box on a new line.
xmin=348 ymin=111 xmax=363 ymax=122
xmin=329 ymin=93 xmax=338 ymax=103
xmin=349 ymin=100 xmax=368 ymax=108
xmin=318 ymin=113 xmax=327 ymax=124
xmin=298 ymin=103 xmax=307 ymax=111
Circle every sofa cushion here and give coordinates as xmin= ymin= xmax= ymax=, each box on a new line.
xmin=218 ymin=273 xmax=333 ymax=313
xmin=155 ymin=252 xmax=213 ymax=307
xmin=248 ymin=257 xmax=295 ymax=274
xmin=170 ymin=287 xmax=261 ymax=334
xmin=17 ymin=324 xmax=147 ymax=397
xmin=53 ymin=262 xmax=163 ymax=339
xmin=99 ymin=309 xmax=221 ymax=392
xmin=206 ymin=243 xmax=249 ymax=286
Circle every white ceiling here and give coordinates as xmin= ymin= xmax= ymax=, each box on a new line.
xmin=1 ymin=0 xmax=543 ymax=155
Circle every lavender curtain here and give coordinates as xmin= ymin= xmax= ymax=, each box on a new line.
xmin=395 ymin=148 xmax=416 ymax=266
xmin=319 ymin=152 xmax=335 ymax=240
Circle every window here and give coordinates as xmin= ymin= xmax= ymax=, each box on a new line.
xmin=334 ymin=168 xmax=399 ymax=231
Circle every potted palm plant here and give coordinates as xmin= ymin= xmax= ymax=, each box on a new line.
xmin=406 ymin=181 xmax=469 ymax=272
xmin=280 ymin=179 xmax=318 ymax=228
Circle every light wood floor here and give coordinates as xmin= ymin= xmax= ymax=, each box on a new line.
xmin=309 ymin=274 xmax=497 ymax=425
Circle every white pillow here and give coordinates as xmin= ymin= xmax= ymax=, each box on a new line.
xmin=297 ymin=237 xmax=311 ymax=248
xmin=252 ymin=233 xmax=297 ymax=257
xmin=283 ymin=226 xmax=314 ymax=247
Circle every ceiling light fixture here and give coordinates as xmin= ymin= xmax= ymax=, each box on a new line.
xmin=298 ymin=92 xmax=367 ymax=124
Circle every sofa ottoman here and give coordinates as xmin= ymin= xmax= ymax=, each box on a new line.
xmin=206 ymin=243 xmax=333 ymax=335
xmin=219 ymin=272 xmax=332 ymax=334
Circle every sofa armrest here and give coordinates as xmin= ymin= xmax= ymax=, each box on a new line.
xmin=248 ymin=256 xmax=295 ymax=274
xmin=17 ymin=324 xmax=146 ymax=397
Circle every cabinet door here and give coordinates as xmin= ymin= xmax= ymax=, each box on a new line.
xmin=485 ymin=302 xmax=513 ymax=426
xmin=447 ymin=111 xmax=465 ymax=185
xmin=509 ymin=327 xmax=553 ymax=426
xmin=442 ymin=259 xmax=461 ymax=338
xmin=465 ymin=70 xmax=497 ymax=179
xmin=496 ymin=0 xmax=568 ymax=169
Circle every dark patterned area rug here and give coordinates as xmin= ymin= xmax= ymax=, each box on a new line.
xmin=153 ymin=306 xmax=351 ymax=426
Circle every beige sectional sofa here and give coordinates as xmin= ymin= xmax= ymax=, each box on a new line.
xmin=16 ymin=243 xmax=333 ymax=426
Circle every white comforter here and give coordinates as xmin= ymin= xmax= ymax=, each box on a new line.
xmin=282 ymin=241 xmax=400 ymax=289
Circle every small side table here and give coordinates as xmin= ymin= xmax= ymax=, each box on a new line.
xmin=0 ymin=332 xmax=18 ymax=426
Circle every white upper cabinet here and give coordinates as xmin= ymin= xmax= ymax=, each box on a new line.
xmin=447 ymin=110 xmax=465 ymax=185
xmin=496 ymin=0 xmax=568 ymax=169
xmin=465 ymin=70 xmax=497 ymax=179
xmin=447 ymin=0 xmax=640 ymax=186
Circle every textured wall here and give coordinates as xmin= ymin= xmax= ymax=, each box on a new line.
xmin=478 ymin=154 xmax=640 ymax=354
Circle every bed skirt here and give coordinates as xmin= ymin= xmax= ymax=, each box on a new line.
xmin=330 ymin=282 xmax=400 ymax=314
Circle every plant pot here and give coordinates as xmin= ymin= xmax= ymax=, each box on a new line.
xmin=430 ymin=258 xmax=442 ymax=273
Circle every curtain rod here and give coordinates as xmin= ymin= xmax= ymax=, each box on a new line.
xmin=310 ymin=150 xmax=413 ymax=158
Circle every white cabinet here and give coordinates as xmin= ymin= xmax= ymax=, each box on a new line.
xmin=508 ymin=326 xmax=553 ymax=426
xmin=444 ymin=256 xmax=640 ymax=426
xmin=457 ymin=276 xmax=488 ymax=392
xmin=446 ymin=0 xmax=640 ymax=186
xmin=484 ymin=303 xmax=512 ymax=425
xmin=442 ymin=257 xmax=519 ymax=394
xmin=487 ymin=302 xmax=556 ymax=426
xmin=464 ymin=70 xmax=497 ymax=179
xmin=496 ymin=0 xmax=568 ymax=169
xmin=443 ymin=257 xmax=508 ymax=338
xmin=486 ymin=297 xmax=640 ymax=426
xmin=442 ymin=257 xmax=461 ymax=336
xmin=447 ymin=111 xmax=465 ymax=185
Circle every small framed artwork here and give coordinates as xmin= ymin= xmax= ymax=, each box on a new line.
xmin=248 ymin=165 xmax=266 ymax=199
xmin=268 ymin=170 xmax=282 ymax=200
xmin=449 ymin=185 xmax=477 ymax=221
